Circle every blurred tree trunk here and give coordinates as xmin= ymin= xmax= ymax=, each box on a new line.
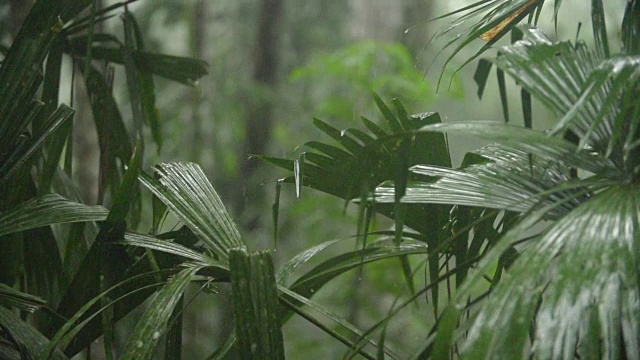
xmin=349 ymin=0 xmax=403 ymax=41
xmin=235 ymin=0 xmax=283 ymax=221
xmin=73 ymin=1 xmax=103 ymax=205
xmin=189 ymin=0 xmax=206 ymax=163
xmin=402 ymin=0 xmax=433 ymax=56
xmin=349 ymin=0 xmax=432 ymax=52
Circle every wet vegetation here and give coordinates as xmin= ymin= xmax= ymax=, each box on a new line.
xmin=0 ymin=0 xmax=639 ymax=359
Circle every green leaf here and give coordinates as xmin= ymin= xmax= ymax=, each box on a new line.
xmin=0 ymin=306 xmax=67 ymax=360
xmin=65 ymin=40 xmax=208 ymax=86
xmin=473 ymin=58 xmax=492 ymax=99
xmin=0 ymin=105 xmax=75 ymax=184
xmin=122 ymin=10 xmax=146 ymax=149
xmin=121 ymin=266 xmax=200 ymax=360
xmin=47 ymin=268 xmax=178 ymax=358
xmin=0 ymin=284 xmax=46 ymax=313
xmin=418 ymin=122 xmax=617 ymax=175
xmin=289 ymin=241 xmax=430 ymax=303
xmin=279 ymin=286 xmax=391 ymax=360
xmin=230 ymin=248 xmax=284 ymax=360
xmin=375 ymin=144 xmax=589 ymax=219
xmin=139 ymin=163 xmax=242 ymax=261
xmin=81 ymin=62 xmax=133 ymax=194
xmin=459 ymin=185 xmax=640 ymax=359
xmin=122 ymin=232 xmax=223 ymax=269
xmin=622 ymin=0 xmax=640 ymax=55
xmin=0 ymin=194 xmax=108 ymax=237
xmin=550 ymin=57 xmax=640 ymax=172
xmin=431 ymin=305 xmax=460 ymax=360
xmin=260 ymin=105 xmax=451 ymax=237
xmin=431 ymin=0 xmax=541 ymax=82
xmin=590 ymin=0 xmax=610 ymax=58
xmin=496 ymin=68 xmax=510 ymax=122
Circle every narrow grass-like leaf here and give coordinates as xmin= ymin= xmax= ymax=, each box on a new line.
xmin=272 ymin=180 xmax=282 ymax=245
xmin=0 ymin=105 xmax=75 ymax=184
xmin=289 ymin=242 xmax=429 ymax=301
xmin=230 ymin=248 xmax=285 ymax=360
xmin=0 ymin=194 xmax=108 ymax=237
xmin=46 ymin=268 xmax=178 ymax=358
xmin=279 ymin=287 xmax=390 ymax=360
xmin=121 ymin=266 xmax=200 ymax=360
xmin=276 ymin=238 xmax=344 ymax=285
xmin=0 ymin=306 xmax=67 ymax=360
xmin=313 ymin=118 xmax=363 ymax=155
xmin=122 ymin=11 xmax=145 ymax=148
xmin=0 ymin=284 xmax=46 ymax=313
xmin=373 ymin=95 xmax=403 ymax=133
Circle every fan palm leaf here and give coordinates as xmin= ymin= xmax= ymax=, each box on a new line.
xmin=458 ymin=185 xmax=640 ymax=359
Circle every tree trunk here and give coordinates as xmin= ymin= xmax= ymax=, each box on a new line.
xmin=189 ymin=0 xmax=207 ymax=163
xmin=401 ymin=0 xmax=433 ymax=56
xmin=235 ymin=0 xmax=283 ymax=221
xmin=349 ymin=0 xmax=403 ymax=41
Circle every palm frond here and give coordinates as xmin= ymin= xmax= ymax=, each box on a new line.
xmin=494 ymin=26 xmax=603 ymax=127
xmin=458 ymin=185 xmax=640 ymax=359
xmin=375 ymin=144 xmax=588 ymax=218
xmin=0 ymin=194 xmax=108 ymax=237
xmin=418 ymin=122 xmax=618 ymax=175
xmin=551 ymin=56 xmax=640 ymax=174
xmin=430 ymin=0 xmax=543 ymax=81
xmin=260 ymin=98 xmax=451 ymax=236
xmin=139 ymin=162 xmax=242 ymax=261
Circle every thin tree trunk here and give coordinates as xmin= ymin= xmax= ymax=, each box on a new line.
xmin=73 ymin=1 xmax=103 ymax=205
xmin=189 ymin=0 xmax=206 ymax=163
xmin=401 ymin=0 xmax=433 ymax=56
xmin=349 ymin=0 xmax=403 ymax=41
xmin=235 ymin=0 xmax=283 ymax=221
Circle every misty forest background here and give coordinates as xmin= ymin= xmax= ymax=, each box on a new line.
xmin=0 ymin=0 xmax=629 ymax=358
